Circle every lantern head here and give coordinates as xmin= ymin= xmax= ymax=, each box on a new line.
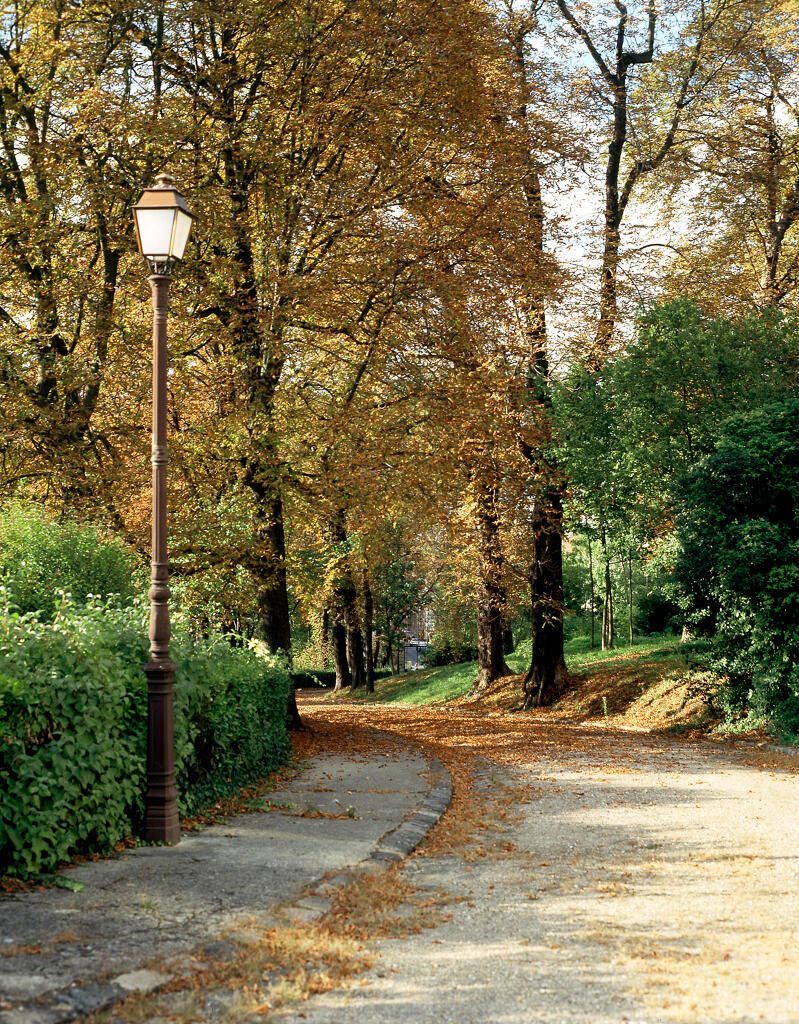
xmin=132 ymin=173 xmax=195 ymax=275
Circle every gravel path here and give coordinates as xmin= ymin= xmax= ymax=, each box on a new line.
xmin=278 ymin=709 xmax=799 ymax=1024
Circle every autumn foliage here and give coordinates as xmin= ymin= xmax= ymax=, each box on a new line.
xmin=1 ymin=0 xmax=798 ymax=706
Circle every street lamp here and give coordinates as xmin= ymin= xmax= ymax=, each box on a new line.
xmin=132 ymin=173 xmax=196 ymax=844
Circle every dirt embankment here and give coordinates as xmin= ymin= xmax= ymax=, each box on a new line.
xmin=454 ymin=644 xmax=720 ymax=737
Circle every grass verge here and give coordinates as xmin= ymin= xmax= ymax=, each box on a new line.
xmin=344 ymin=636 xmax=680 ymax=702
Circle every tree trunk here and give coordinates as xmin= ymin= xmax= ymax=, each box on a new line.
xmin=348 ymin=625 xmax=367 ymax=689
xmin=551 ymin=1 xmax=655 ymax=361
xmin=508 ymin=21 xmax=567 ymax=710
xmin=523 ymin=490 xmax=569 ymax=709
xmin=250 ymin=487 xmax=302 ymax=729
xmin=254 ymin=493 xmax=291 ymax=651
xmin=321 ymin=608 xmax=330 ymax=668
xmin=223 ymin=130 xmax=300 ymax=728
xmin=346 ymin=627 xmax=355 ymax=678
xmin=333 ymin=620 xmax=350 ymax=691
xmin=503 ymin=625 xmax=515 ymax=656
xmin=597 ymin=174 xmax=623 ymax=358
xmin=476 ymin=588 xmax=507 ymax=690
xmin=364 ymin=572 xmax=375 ymax=694
xmin=588 ymin=532 xmax=596 ymax=649
xmin=601 ymin=526 xmax=614 ymax=650
xmin=330 ymin=512 xmax=364 ymax=688
xmin=595 ymin=61 xmax=634 ymax=359
xmin=627 ymin=547 xmax=634 ymax=645
xmin=473 ymin=482 xmax=510 ymax=693
xmin=244 ymin=453 xmax=292 ymax=675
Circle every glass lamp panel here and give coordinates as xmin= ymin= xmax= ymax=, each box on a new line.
xmin=170 ymin=208 xmax=193 ymax=260
xmin=135 ymin=207 xmax=177 ymax=258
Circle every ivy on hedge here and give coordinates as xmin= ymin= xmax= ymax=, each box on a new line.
xmin=0 ymin=596 xmax=291 ymax=878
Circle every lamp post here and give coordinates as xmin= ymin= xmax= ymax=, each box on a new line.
xmin=132 ymin=173 xmax=196 ymax=844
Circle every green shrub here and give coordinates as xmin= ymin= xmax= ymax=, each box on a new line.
xmin=422 ymin=636 xmax=478 ymax=667
xmin=171 ymin=625 xmax=292 ymax=814
xmin=675 ymin=400 xmax=799 ymax=736
xmin=0 ymin=598 xmax=291 ymax=878
xmin=0 ymin=503 xmax=137 ymax=616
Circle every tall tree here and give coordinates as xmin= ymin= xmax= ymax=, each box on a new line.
xmin=502 ymin=0 xmax=571 ymax=706
xmin=0 ymin=3 xmax=151 ymax=505
xmin=651 ymin=2 xmax=799 ymax=310
xmin=549 ymin=0 xmax=740 ymax=355
xmin=136 ymin=0 xmax=513 ymax=657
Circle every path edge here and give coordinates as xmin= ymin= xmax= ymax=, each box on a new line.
xmin=3 ymin=745 xmax=453 ymax=1024
xmin=370 ymin=754 xmax=452 ymax=863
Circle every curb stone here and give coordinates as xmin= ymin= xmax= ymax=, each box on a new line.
xmin=0 ymin=749 xmax=452 ymax=1024
xmin=276 ymin=755 xmax=452 ymax=915
xmin=763 ymin=743 xmax=799 ymax=756
xmin=369 ymin=756 xmax=451 ymax=863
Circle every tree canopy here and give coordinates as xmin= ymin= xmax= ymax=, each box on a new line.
xmin=2 ymin=0 xmax=799 ymax=722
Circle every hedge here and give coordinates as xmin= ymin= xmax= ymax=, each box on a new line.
xmin=0 ymin=597 xmax=291 ymax=878
xmin=0 ymin=503 xmax=136 ymax=616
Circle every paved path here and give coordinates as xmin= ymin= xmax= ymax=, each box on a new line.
xmin=276 ymin=701 xmax=799 ymax=1024
xmin=5 ymin=697 xmax=798 ymax=1024
xmin=0 ymin=744 xmax=450 ymax=1024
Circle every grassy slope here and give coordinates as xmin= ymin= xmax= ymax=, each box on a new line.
xmin=344 ymin=635 xmax=717 ymax=733
xmin=343 ymin=646 xmax=527 ymax=706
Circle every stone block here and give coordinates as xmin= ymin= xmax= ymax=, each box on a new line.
xmin=112 ymin=969 xmax=169 ymax=994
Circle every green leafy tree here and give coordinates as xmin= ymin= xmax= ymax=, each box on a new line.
xmin=612 ymin=300 xmax=799 ymax=506
xmin=675 ymin=400 xmax=799 ymax=734
xmin=555 ymin=299 xmax=799 ymax=647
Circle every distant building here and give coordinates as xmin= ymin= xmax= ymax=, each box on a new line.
xmin=403 ymin=606 xmax=435 ymax=643
xmin=400 ymin=605 xmax=435 ymax=671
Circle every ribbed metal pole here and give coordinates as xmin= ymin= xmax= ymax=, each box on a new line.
xmin=143 ymin=273 xmax=180 ymax=844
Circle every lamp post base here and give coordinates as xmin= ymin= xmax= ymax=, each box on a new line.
xmin=143 ymin=656 xmax=180 ymax=845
